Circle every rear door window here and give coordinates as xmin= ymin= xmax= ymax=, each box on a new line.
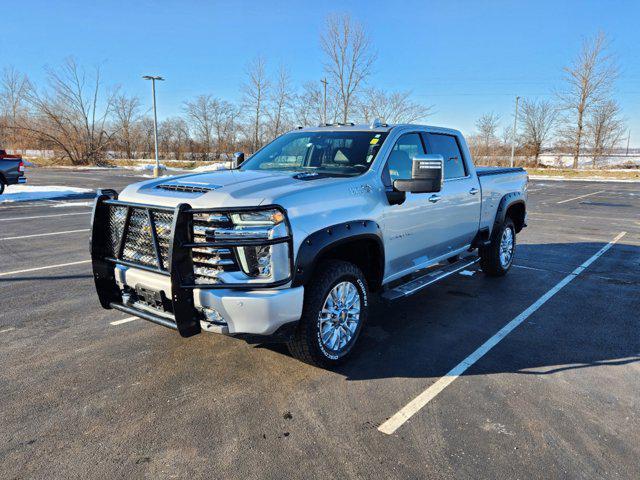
xmin=425 ymin=133 xmax=467 ymax=179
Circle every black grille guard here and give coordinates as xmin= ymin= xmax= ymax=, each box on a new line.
xmin=90 ymin=189 xmax=293 ymax=337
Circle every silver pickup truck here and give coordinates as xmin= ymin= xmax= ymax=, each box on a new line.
xmin=90 ymin=122 xmax=528 ymax=366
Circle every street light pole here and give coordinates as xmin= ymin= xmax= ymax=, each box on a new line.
xmin=510 ymin=95 xmax=520 ymax=168
xmin=143 ymin=75 xmax=164 ymax=177
xmin=321 ymin=78 xmax=328 ymax=125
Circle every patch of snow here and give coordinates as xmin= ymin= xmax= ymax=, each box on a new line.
xmin=1 ymin=185 xmax=93 ymax=203
xmin=132 ymin=163 xmax=183 ymax=172
xmin=537 ymin=154 xmax=640 ymax=168
xmin=528 ymin=175 xmax=640 ymax=183
xmin=52 ymin=201 xmax=95 ymax=208
xmin=191 ymin=162 xmax=232 ymax=172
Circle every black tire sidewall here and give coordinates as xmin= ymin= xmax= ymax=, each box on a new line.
xmin=314 ymin=272 xmax=368 ymax=361
xmin=290 ymin=260 xmax=369 ymax=366
xmin=498 ymin=219 xmax=516 ymax=271
xmin=480 ymin=217 xmax=516 ymax=276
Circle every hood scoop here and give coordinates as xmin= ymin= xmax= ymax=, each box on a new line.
xmin=155 ymin=182 xmax=221 ymax=194
xmin=293 ymin=171 xmax=330 ymax=181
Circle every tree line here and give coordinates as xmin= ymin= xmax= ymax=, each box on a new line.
xmin=0 ymin=14 xmax=430 ymax=165
xmin=468 ymin=32 xmax=626 ymax=168
xmin=0 ymin=17 xmax=627 ymax=168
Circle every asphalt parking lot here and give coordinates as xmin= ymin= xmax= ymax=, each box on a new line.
xmin=1 ymin=168 xmax=639 ymax=479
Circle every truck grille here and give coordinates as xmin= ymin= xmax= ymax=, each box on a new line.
xmin=106 ymin=205 xmax=173 ymax=269
xmin=191 ymin=212 xmax=240 ymax=284
xmin=104 ymin=204 xmax=240 ymax=282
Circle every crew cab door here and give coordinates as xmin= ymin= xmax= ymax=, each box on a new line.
xmin=422 ymin=132 xmax=481 ymax=253
xmin=381 ymin=132 xmax=446 ymax=278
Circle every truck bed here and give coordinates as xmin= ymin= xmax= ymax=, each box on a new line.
xmin=476 ymin=166 xmax=528 ymax=233
xmin=475 ymin=166 xmax=526 ymax=176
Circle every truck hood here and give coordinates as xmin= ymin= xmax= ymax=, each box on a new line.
xmin=118 ymin=169 xmax=349 ymax=208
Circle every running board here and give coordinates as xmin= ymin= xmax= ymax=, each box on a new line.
xmin=381 ymin=257 xmax=480 ymax=301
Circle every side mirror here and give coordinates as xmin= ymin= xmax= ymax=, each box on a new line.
xmin=393 ymin=154 xmax=443 ymax=193
xmin=233 ymin=152 xmax=245 ymax=168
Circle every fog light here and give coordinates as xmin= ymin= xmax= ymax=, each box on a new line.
xmin=200 ymin=307 xmax=227 ymax=325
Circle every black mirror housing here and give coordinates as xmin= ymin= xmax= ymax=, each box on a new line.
xmin=233 ymin=152 xmax=245 ymax=168
xmin=393 ymin=154 xmax=443 ymax=193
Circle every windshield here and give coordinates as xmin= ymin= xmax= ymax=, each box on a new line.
xmin=240 ymin=131 xmax=388 ymax=176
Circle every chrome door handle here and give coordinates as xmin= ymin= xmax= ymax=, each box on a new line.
xmin=469 ymin=188 xmax=479 ymax=195
xmin=428 ymin=194 xmax=441 ymax=203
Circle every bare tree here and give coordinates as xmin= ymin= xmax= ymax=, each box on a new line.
xmin=112 ymin=92 xmax=142 ymax=159
xmin=210 ymin=99 xmax=238 ymax=156
xmin=358 ymin=88 xmax=433 ymax=124
xmin=558 ymin=32 xmax=618 ymax=168
xmin=586 ymin=100 xmax=625 ymax=167
xmin=321 ymin=14 xmax=376 ymax=123
xmin=158 ymin=117 xmax=191 ymax=160
xmin=184 ymin=95 xmax=237 ymax=159
xmin=477 ymin=112 xmax=501 ymax=160
xmin=242 ymin=56 xmax=270 ymax=152
xmin=0 ymin=67 xmax=31 ymax=149
xmin=267 ymin=65 xmax=294 ymax=139
xmin=17 ymin=58 xmax=115 ymax=164
xmin=293 ymin=81 xmax=338 ymax=127
xmin=139 ymin=117 xmax=156 ymax=158
xmin=184 ymin=94 xmax=215 ymax=159
xmin=519 ymin=99 xmax=558 ymax=166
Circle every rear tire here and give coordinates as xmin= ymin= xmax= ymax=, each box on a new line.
xmin=287 ymin=260 xmax=368 ymax=368
xmin=480 ymin=217 xmax=516 ymax=277
xmin=0 ymin=179 xmax=5 ymax=195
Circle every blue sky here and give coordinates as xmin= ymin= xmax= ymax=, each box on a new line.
xmin=2 ymin=0 xmax=639 ymax=144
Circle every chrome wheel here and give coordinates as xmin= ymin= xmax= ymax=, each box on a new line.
xmin=499 ymin=226 xmax=515 ymax=268
xmin=318 ymin=281 xmax=361 ymax=353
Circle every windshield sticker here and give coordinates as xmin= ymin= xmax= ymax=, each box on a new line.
xmin=370 ymin=138 xmax=379 ymax=145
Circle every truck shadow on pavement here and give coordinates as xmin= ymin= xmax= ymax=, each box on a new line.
xmin=265 ymin=241 xmax=640 ymax=380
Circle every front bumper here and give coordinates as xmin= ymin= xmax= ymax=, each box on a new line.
xmin=114 ymin=265 xmax=304 ymax=335
xmin=90 ymin=189 xmax=299 ymax=338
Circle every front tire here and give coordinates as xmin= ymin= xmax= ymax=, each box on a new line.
xmin=287 ymin=260 xmax=368 ymax=367
xmin=480 ymin=217 xmax=516 ymax=276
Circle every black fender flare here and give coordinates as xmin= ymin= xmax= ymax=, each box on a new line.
xmin=291 ymin=220 xmax=384 ymax=288
xmin=493 ymin=192 xmax=526 ymax=233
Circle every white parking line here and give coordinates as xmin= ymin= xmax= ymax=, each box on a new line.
xmin=110 ymin=317 xmax=138 ymax=326
xmin=0 ymin=202 xmax=55 ymax=208
xmin=0 ymin=229 xmax=89 ymax=241
xmin=513 ymin=264 xmax=549 ymax=272
xmin=0 ymin=212 xmax=91 ymax=222
xmin=0 ymin=260 xmax=91 ymax=278
xmin=378 ymin=231 xmax=627 ymax=435
xmin=556 ymin=190 xmax=605 ymax=204
xmin=0 ymin=327 xmax=15 ymax=334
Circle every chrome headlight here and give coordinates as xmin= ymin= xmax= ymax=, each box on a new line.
xmin=231 ymin=209 xmax=290 ymax=280
xmin=192 ymin=208 xmax=291 ymax=284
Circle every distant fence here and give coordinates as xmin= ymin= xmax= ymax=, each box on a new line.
xmin=5 ymin=149 xmax=233 ymax=162
xmin=7 ymin=149 xmax=640 ymax=169
xmin=473 ymin=154 xmax=640 ymax=169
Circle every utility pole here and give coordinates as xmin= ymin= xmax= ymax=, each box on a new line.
xmin=142 ymin=75 xmax=164 ymax=177
xmin=626 ymin=130 xmax=631 ymax=156
xmin=509 ymin=95 xmax=520 ymax=168
xmin=321 ymin=78 xmax=328 ymax=125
